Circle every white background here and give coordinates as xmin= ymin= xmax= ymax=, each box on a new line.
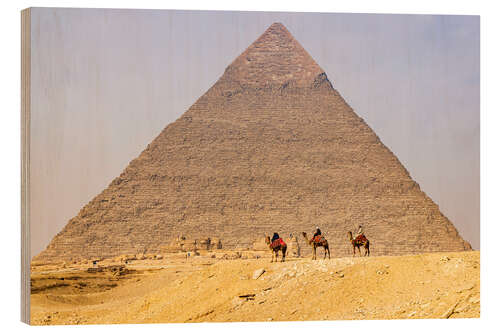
xmin=0 ymin=0 xmax=497 ymax=332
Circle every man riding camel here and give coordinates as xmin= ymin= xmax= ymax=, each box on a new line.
xmin=312 ymin=227 xmax=322 ymax=243
xmin=270 ymin=232 xmax=286 ymax=248
xmin=356 ymin=225 xmax=364 ymax=237
xmin=271 ymin=232 xmax=280 ymax=243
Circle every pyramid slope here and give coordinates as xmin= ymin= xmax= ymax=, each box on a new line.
xmin=35 ymin=23 xmax=471 ymax=262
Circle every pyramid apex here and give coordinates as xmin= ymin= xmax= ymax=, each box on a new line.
xmin=221 ymin=23 xmax=325 ymax=88
xmin=268 ymin=22 xmax=288 ymax=29
xmin=262 ymin=22 xmax=294 ymax=39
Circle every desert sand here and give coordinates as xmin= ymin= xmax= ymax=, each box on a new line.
xmin=30 ymin=250 xmax=479 ymax=325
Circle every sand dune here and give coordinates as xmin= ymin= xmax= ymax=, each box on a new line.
xmin=30 ymin=250 xmax=479 ymax=324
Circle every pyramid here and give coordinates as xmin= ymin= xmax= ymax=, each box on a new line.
xmin=35 ymin=23 xmax=471 ymax=262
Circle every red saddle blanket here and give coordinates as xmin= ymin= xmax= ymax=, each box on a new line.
xmin=271 ymin=238 xmax=286 ymax=248
xmin=312 ymin=235 xmax=324 ymax=244
xmin=354 ymin=234 xmax=367 ymax=243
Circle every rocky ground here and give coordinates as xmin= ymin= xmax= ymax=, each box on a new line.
xmin=30 ymin=250 xmax=479 ymax=325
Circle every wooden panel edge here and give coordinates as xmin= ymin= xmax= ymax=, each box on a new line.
xmin=21 ymin=7 xmax=31 ymax=325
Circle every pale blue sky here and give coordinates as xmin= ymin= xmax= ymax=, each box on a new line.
xmin=30 ymin=8 xmax=479 ymax=256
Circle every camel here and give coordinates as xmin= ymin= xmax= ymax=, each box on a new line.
xmin=348 ymin=231 xmax=370 ymax=257
xmin=301 ymin=232 xmax=330 ymax=260
xmin=265 ymin=235 xmax=287 ymax=262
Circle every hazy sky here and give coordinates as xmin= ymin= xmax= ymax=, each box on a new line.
xmin=30 ymin=8 xmax=479 ymax=257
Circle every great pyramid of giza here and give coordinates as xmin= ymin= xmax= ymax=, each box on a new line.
xmin=34 ymin=23 xmax=471 ymax=262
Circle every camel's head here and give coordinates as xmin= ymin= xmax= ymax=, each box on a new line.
xmin=301 ymin=232 xmax=307 ymax=238
xmin=265 ymin=235 xmax=271 ymax=244
xmin=347 ymin=231 xmax=353 ymax=239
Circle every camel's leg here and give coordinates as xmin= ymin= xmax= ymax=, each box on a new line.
xmin=313 ymin=246 xmax=317 ymax=260
xmin=282 ymin=247 xmax=286 ymax=262
xmin=271 ymin=250 xmax=274 ymax=263
xmin=327 ymin=246 xmax=331 ymax=259
xmin=357 ymin=246 xmax=362 ymax=256
xmin=323 ymin=246 xmax=327 ymax=259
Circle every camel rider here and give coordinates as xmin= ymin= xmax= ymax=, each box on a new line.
xmin=356 ymin=225 xmax=364 ymax=237
xmin=271 ymin=232 xmax=280 ymax=243
xmin=312 ymin=227 xmax=322 ymax=243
